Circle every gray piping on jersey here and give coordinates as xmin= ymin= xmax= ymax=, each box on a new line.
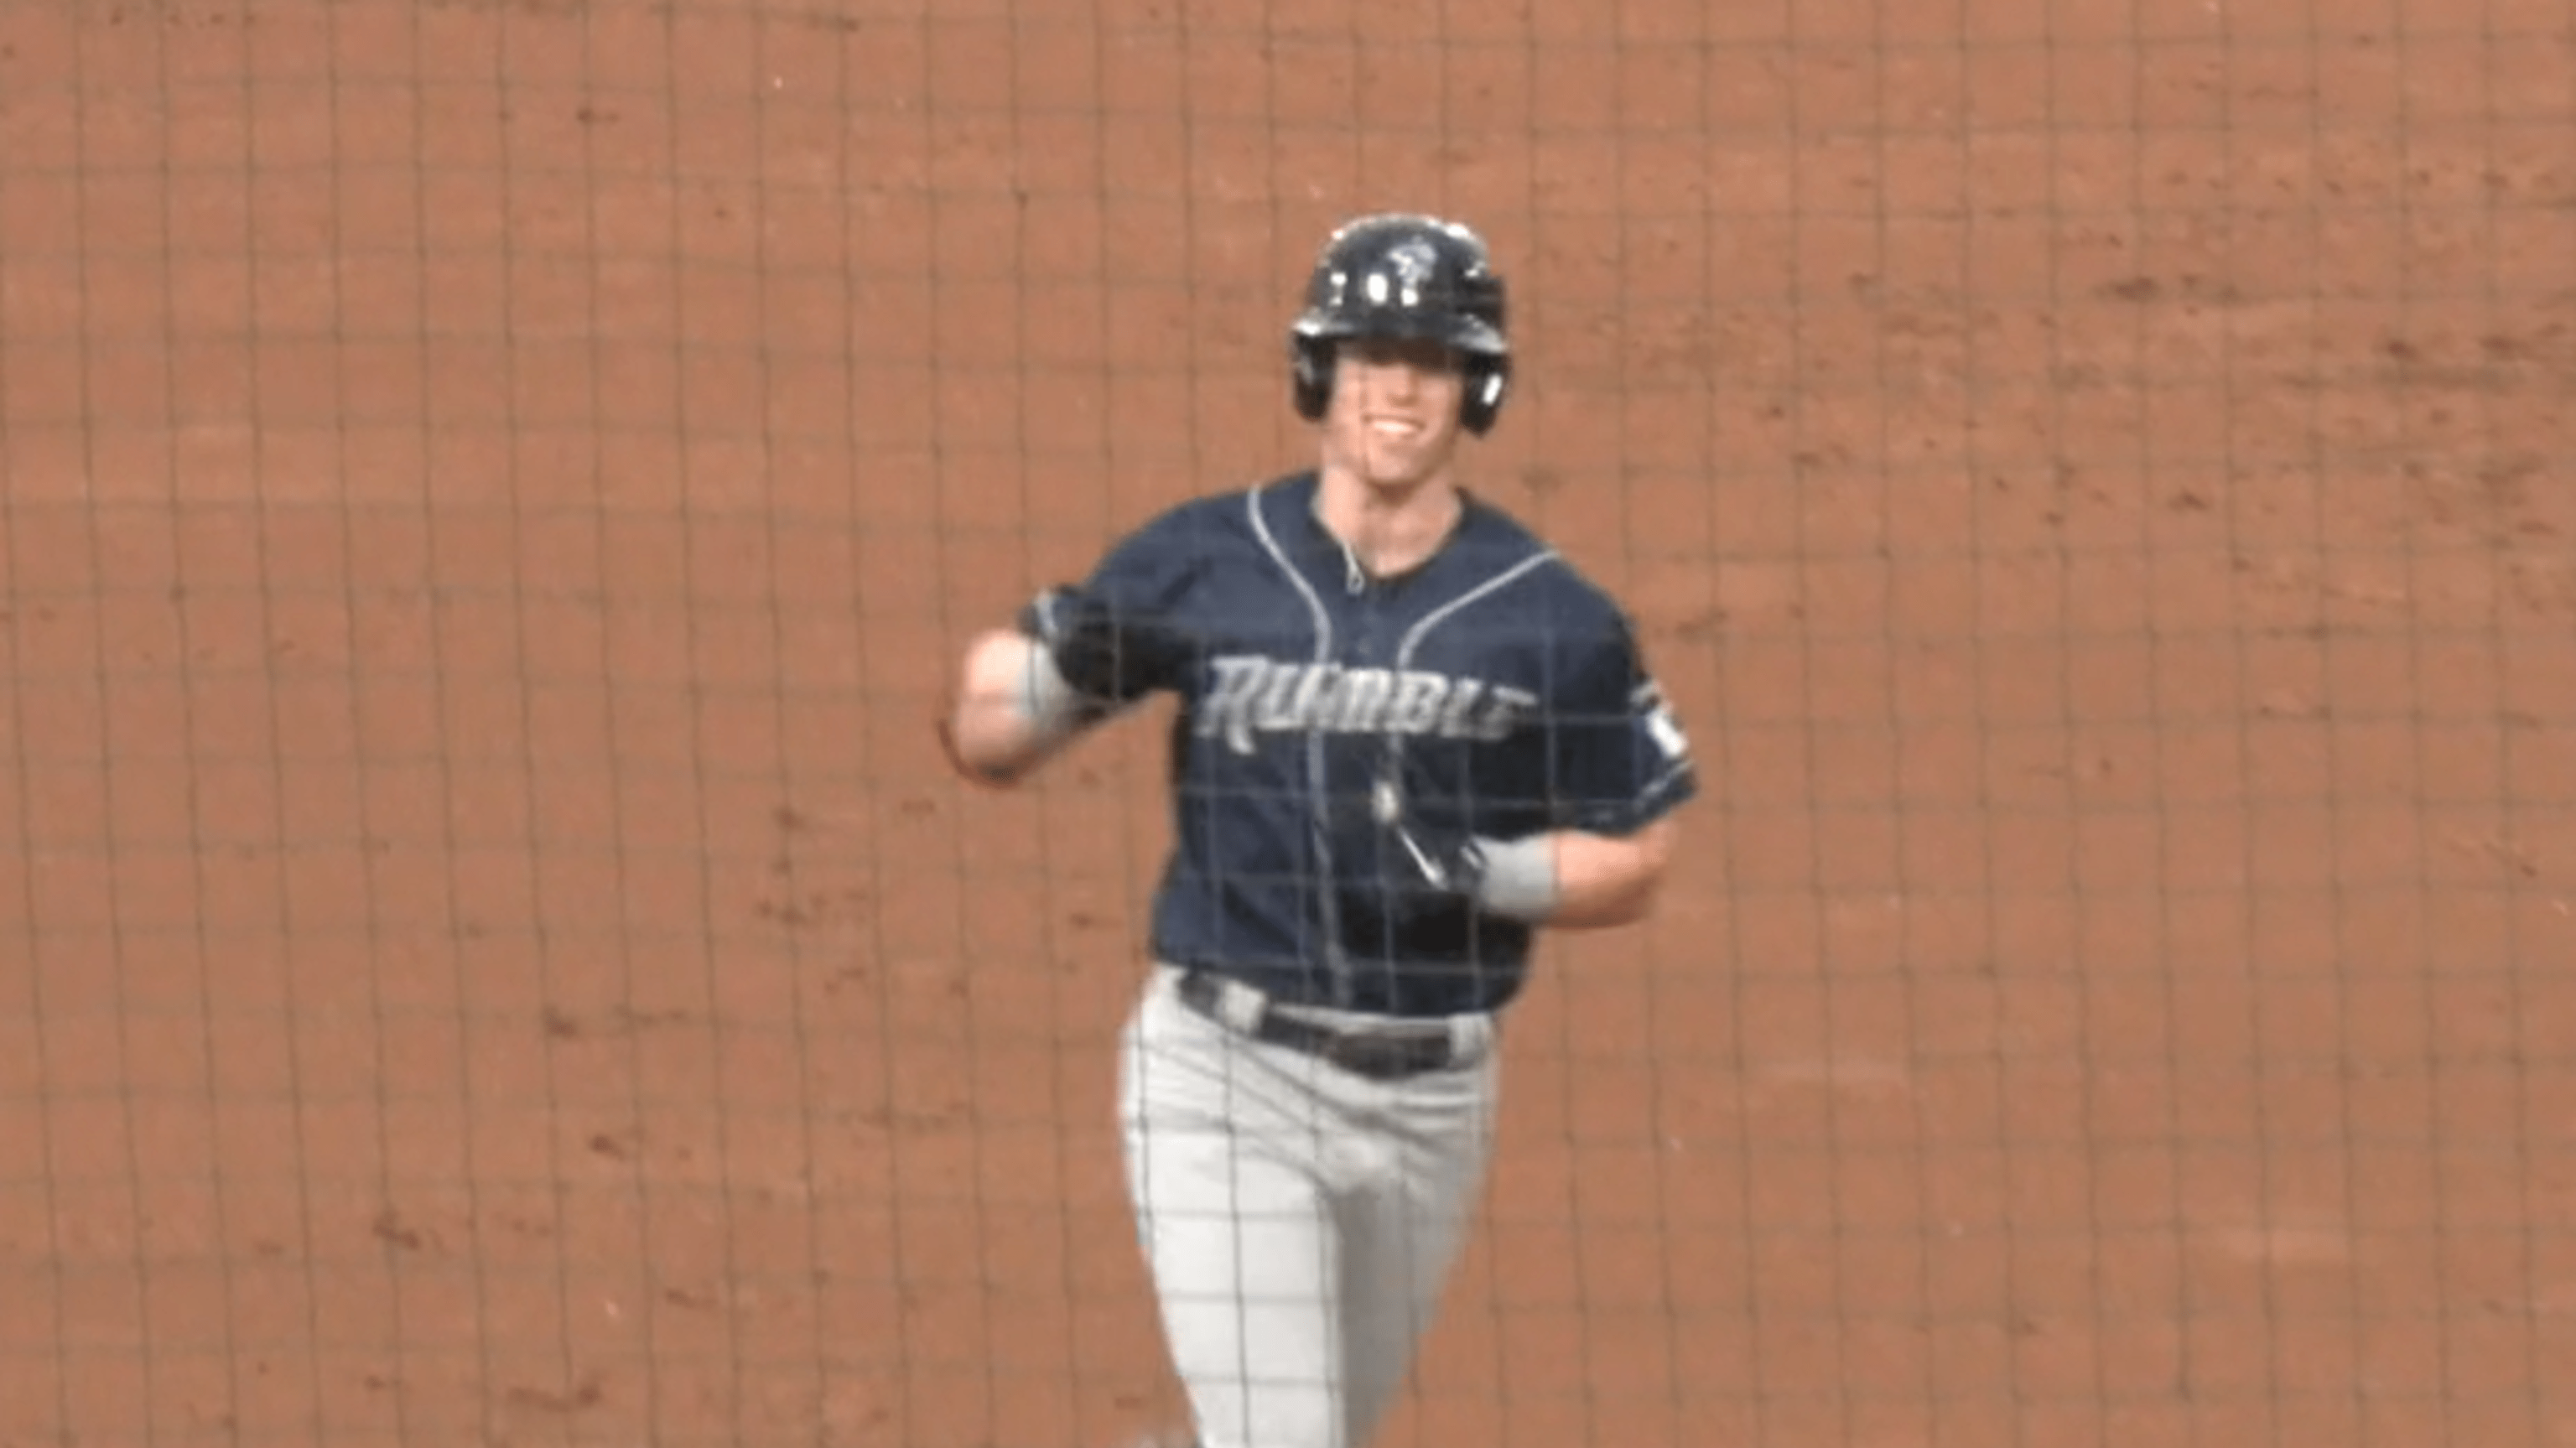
xmin=1246 ymin=480 xmax=1334 ymax=660
xmin=1244 ymin=484 xmax=1354 ymax=1004
xmin=1633 ymin=758 xmax=1694 ymax=812
xmin=1390 ymin=548 xmax=1560 ymax=669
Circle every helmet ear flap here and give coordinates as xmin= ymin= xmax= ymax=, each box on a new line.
xmin=1460 ymin=356 xmax=1509 ymax=435
xmin=1291 ymin=336 xmax=1334 ymax=423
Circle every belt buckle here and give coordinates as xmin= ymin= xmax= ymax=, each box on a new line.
xmin=1319 ymin=1024 xmax=1452 ymax=1081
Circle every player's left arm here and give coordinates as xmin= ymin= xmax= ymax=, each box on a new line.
xmin=1386 ymin=611 xmax=1694 ymax=928
xmin=1519 ymin=614 xmax=1697 ymax=930
xmin=1511 ymin=816 xmax=1679 ymax=929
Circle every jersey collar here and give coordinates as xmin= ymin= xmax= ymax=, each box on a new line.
xmin=1279 ymin=470 xmax=1493 ymax=590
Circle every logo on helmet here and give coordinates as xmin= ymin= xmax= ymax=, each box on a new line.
xmin=1383 ymin=239 xmax=1440 ymax=306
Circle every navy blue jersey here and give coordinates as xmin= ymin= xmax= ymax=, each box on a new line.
xmin=1062 ymin=470 xmax=1696 ymax=1017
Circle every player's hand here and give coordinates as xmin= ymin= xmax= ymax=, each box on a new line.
xmin=1373 ymin=767 xmax=1560 ymax=922
xmin=1372 ymin=773 xmax=1488 ymax=898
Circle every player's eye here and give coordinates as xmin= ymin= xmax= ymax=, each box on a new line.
xmin=1345 ymin=337 xmax=1459 ymax=372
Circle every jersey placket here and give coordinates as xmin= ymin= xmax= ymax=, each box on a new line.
xmin=1249 ymin=486 xmax=1360 ymax=1007
xmin=1347 ymin=570 xmax=1407 ymax=864
xmin=1337 ymin=562 xmax=1395 ymax=1004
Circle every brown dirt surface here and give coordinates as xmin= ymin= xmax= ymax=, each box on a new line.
xmin=3 ymin=0 xmax=2571 ymax=1445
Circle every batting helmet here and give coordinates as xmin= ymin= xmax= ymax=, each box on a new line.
xmin=1288 ymin=213 xmax=1513 ymax=435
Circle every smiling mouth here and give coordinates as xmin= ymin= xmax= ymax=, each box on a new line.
xmin=1368 ymin=418 xmax=1424 ymax=439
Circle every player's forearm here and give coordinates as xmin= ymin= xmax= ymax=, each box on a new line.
xmin=943 ymin=630 xmax=1092 ymax=786
xmin=1531 ymin=819 xmax=1677 ymax=929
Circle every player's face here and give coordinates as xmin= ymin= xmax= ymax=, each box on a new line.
xmin=1324 ymin=336 xmax=1467 ymax=492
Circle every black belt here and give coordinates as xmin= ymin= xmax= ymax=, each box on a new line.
xmin=1175 ymin=970 xmax=1472 ymax=1082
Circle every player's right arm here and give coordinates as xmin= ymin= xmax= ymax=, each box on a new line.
xmin=941 ymin=626 xmax=1098 ymax=787
xmin=940 ymin=514 xmax=1205 ymax=787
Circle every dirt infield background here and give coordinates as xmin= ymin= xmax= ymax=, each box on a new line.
xmin=3 ymin=0 xmax=2572 ymax=1445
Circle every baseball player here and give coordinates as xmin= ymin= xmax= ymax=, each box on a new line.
xmin=940 ymin=212 xmax=1697 ymax=1448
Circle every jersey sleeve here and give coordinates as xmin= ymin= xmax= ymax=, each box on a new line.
xmin=1545 ymin=610 xmax=1698 ymax=836
xmin=1040 ymin=503 xmax=1208 ymax=706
